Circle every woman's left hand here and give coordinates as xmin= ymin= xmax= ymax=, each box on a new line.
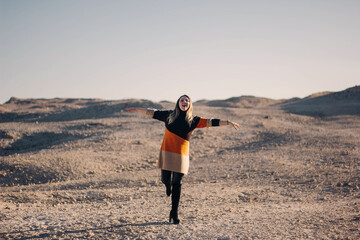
xmin=229 ymin=121 xmax=241 ymax=130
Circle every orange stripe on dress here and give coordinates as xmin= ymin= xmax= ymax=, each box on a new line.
xmin=161 ymin=128 xmax=190 ymax=156
xmin=196 ymin=118 xmax=208 ymax=128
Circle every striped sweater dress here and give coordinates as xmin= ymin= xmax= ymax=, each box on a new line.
xmin=153 ymin=110 xmax=220 ymax=175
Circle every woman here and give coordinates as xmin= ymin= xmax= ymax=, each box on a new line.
xmin=126 ymin=95 xmax=240 ymax=224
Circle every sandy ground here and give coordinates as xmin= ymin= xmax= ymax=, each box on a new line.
xmin=0 ymin=92 xmax=359 ymax=239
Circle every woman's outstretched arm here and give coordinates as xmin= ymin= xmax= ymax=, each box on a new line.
xmin=125 ymin=108 xmax=155 ymax=118
xmin=218 ymin=120 xmax=241 ymax=130
xmin=197 ymin=118 xmax=240 ymax=130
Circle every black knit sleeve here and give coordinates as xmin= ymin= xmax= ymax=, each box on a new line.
xmin=153 ymin=110 xmax=172 ymax=122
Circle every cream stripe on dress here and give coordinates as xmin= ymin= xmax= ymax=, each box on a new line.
xmin=158 ymin=150 xmax=190 ymax=175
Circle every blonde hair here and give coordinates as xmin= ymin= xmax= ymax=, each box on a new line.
xmin=167 ymin=95 xmax=194 ymax=125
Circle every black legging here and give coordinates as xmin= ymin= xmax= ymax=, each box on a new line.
xmin=161 ymin=170 xmax=183 ymax=223
xmin=161 ymin=170 xmax=184 ymax=187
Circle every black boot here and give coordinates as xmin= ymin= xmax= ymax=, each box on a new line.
xmin=165 ymin=184 xmax=171 ymax=196
xmin=169 ymin=183 xmax=181 ymax=224
xmin=161 ymin=170 xmax=172 ymax=197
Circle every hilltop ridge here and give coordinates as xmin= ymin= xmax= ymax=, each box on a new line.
xmin=1 ymin=86 xmax=359 ymax=120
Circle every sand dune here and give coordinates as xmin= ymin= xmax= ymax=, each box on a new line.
xmin=195 ymin=86 xmax=360 ymax=116
xmin=280 ymin=86 xmax=360 ymax=116
xmin=1 ymin=98 xmax=163 ymax=123
xmin=0 ymin=87 xmax=359 ymax=239
xmin=195 ymin=96 xmax=282 ymax=108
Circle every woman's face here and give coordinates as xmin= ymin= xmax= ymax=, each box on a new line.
xmin=178 ymin=96 xmax=190 ymax=111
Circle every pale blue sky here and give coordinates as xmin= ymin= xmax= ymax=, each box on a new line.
xmin=1 ymin=0 xmax=359 ymax=103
